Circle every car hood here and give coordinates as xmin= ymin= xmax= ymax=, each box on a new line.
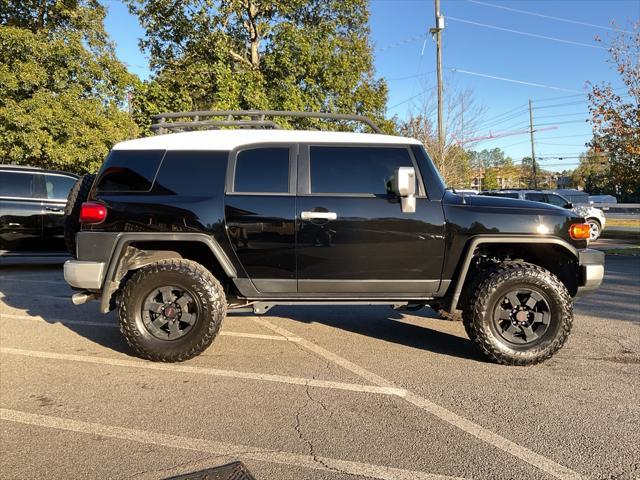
xmin=457 ymin=193 xmax=565 ymax=212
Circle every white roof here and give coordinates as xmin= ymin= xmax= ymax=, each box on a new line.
xmin=112 ymin=129 xmax=421 ymax=151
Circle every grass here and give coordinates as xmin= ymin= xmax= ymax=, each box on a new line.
xmin=604 ymin=246 xmax=640 ymax=256
xmin=606 ymin=218 xmax=640 ymax=228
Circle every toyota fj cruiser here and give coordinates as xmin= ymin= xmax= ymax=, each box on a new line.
xmin=63 ymin=110 xmax=604 ymax=365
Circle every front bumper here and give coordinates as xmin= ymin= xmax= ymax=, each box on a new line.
xmin=63 ymin=260 xmax=105 ymax=290
xmin=576 ymin=248 xmax=605 ymax=296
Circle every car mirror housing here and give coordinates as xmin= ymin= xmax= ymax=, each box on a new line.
xmin=564 ymin=202 xmax=573 ymax=209
xmin=393 ymin=167 xmax=416 ymax=213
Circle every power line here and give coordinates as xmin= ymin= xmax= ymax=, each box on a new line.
xmin=535 ymin=119 xmax=589 ymax=127
xmin=476 ymin=104 xmax=529 ymax=126
xmin=466 ymin=0 xmax=635 ymax=35
xmin=449 ymin=68 xmax=582 ymax=93
xmin=386 ymin=71 xmax=436 ymax=82
xmin=533 ymin=111 xmax=589 ymax=120
xmin=378 ymin=33 xmax=426 ymax=52
xmin=537 ymin=142 xmax=589 ymax=147
xmin=447 ymin=16 xmax=607 ymax=50
xmin=387 ymin=86 xmax=436 ymax=110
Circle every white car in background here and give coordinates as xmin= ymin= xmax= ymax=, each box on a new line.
xmin=479 ymin=189 xmax=606 ymax=241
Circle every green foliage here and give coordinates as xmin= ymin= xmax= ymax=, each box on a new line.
xmin=0 ymin=1 xmax=138 ymax=173
xmin=587 ymin=21 xmax=639 ymax=202
xmin=571 ymin=150 xmax=609 ymax=194
xmin=482 ymin=168 xmax=499 ymax=190
xmin=469 ymin=148 xmax=513 ymax=169
xmin=127 ymin=0 xmax=392 ymax=134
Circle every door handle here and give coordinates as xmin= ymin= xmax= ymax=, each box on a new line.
xmin=45 ymin=207 xmax=64 ymax=213
xmin=301 ymin=211 xmax=337 ymax=221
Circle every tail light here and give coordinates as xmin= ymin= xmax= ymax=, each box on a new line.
xmin=569 ymin=223 xmax=590 ymax=240
xmin=79 ymin=202 xmax=107 ymax=224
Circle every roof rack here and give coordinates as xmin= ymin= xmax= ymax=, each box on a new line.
xmin=150 ymin=110 xmax=382 ymax=134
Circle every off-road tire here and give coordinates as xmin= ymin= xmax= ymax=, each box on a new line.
xmin=64 ymin=173 xmax=96 ymax=257
xmin=462 ymin=261 xmax=573 ymax=366
xmin=586 ymin=218 xmax=602 ymax=241
xmin=118 ymin=259 xmax=227 ymax=362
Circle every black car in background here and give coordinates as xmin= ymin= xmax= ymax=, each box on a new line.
xmin=0 ymin=165 xmax=78 ymax=251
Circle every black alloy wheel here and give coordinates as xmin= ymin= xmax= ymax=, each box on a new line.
xmin=492 ymin=288 xmax=551 ymax=346
xmin=142 ymin=286 xmax=199 ymax=340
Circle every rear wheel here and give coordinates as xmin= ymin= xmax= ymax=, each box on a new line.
xmin=463 ymin=262 xmax=573 ymax=365
xmin=64 ymin=173 xmax=96 ymax=257
xmin=118 ymin=259 xmax=226 ymax=362
xmin=586 ymin=218 xmax=601 ymax=241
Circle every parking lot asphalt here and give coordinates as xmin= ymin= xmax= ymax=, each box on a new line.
xmin=1 ymin=256 xmax=638 ymax=480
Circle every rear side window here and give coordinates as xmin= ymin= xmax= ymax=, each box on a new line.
xmin=546 ymin=194 xmax=568 ymax=207
xmin=96 ymin=150 xmax=165 ymax=193
xmin=525 ymin=193 xmax=546 ymax=202
xmin=154 ymin=151 xmax=228 ymax=196
xmin=233 ymin=147 xmax=289 ymax=193
xmin=0 ymin=171 xmax=37 ymax=198
xmin=44 ymin=174 xmax=76 ymax=200
xmin=309 ymin=146 xmax=413 ymax=195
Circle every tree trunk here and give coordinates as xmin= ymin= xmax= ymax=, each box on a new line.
xmin=246 ymin=1 xmax=260 ymax=69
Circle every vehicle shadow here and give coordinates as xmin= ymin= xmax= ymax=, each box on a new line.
xmin=251 ymin=305 xmax=484 ymax=362
xmin=0 ymin=265 xmax=132 ymax=356
xmin=2 ymin=267 xmax=481 ymax=361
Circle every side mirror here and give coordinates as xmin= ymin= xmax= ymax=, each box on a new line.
xmin=564 ymin=202 xmax=573 ymax=209
xmin=393 ymin=166 xmax=416 ymax=213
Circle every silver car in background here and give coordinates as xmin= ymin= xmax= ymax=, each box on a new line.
xmin=479 ymin=190 xmax=606 ymax=241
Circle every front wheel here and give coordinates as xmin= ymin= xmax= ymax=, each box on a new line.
xmin=118 ymin=259 xmax=227 ymax=362
xmin=463 ymin=262 xmax=573 ymax=366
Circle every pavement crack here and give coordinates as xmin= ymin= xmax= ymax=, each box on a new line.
xmin=292 ymin=374 xmax=346 ymax=476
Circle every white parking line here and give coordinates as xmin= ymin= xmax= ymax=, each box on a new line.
xmin=0 ymin=347 xmax=406 ymax=397
xmin=252 ymin=318 xmax=584 ymax=480
xmin=0 ymin=408 xmax=465 ymax=480
xmin=0 ymin=313 xmax=300 ymax=342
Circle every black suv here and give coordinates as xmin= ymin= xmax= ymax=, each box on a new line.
xmin=0 ymin=165 xmax=77 ymax=251
xmin=63 ymin=111 xmax=604 ymax=365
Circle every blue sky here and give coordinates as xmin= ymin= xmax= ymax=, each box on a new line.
xmin=102 ymin=0 xmax=639 ymax=170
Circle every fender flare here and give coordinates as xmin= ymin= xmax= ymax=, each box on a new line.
xmin=448 ymin=235 xmax=578 ymax=312
xmin=98 ymin=232 xmax=236 ymax=313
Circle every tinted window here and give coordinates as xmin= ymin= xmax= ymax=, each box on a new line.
xmin=310 ymin=146 xmax=413 ymax=194
xmin=0 ymin=171 xmax=36 ymax=198
xmin=234 ymin=148 xmax=289 ymax=193
xmin=155 ymin=151 xmax=228 ymax=196
xmin=44 ymin=174 xmax=76 ymax=200
xmin=480 ymin=192 xmax=519 ymax=199
xmin=96 ymin=150 xmax=165 ymax=192
xmin=547 ymin=194 xmax=568 ymax=207
xmin=525 ymin=193 xmax=546 ymax=202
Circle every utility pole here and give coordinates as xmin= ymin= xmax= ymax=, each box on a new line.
xmin=430 ymin=0 xmax=445 ymax=162
xmin=528 ymin=99 xmax=538 ymax=189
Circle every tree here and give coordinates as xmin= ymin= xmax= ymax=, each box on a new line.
xmin=571 ymin=149 xmax=609 ymax=193
xmin=520 ymin=156 xmax=549 ymax=188
xmin=586 ymin=21 xmax=639 ymax=202
xmin=0 ymin=1 xmax=138 ymax=173
xmin=482 ymin=168 xmax=499 ymax=190
xmin=469 ymin=148 xmax=513 ymax=170
xmin=398 ymin=88 xmax=484 ymax=187
xmin=127 ymin=0 xmax=392 ymax=134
